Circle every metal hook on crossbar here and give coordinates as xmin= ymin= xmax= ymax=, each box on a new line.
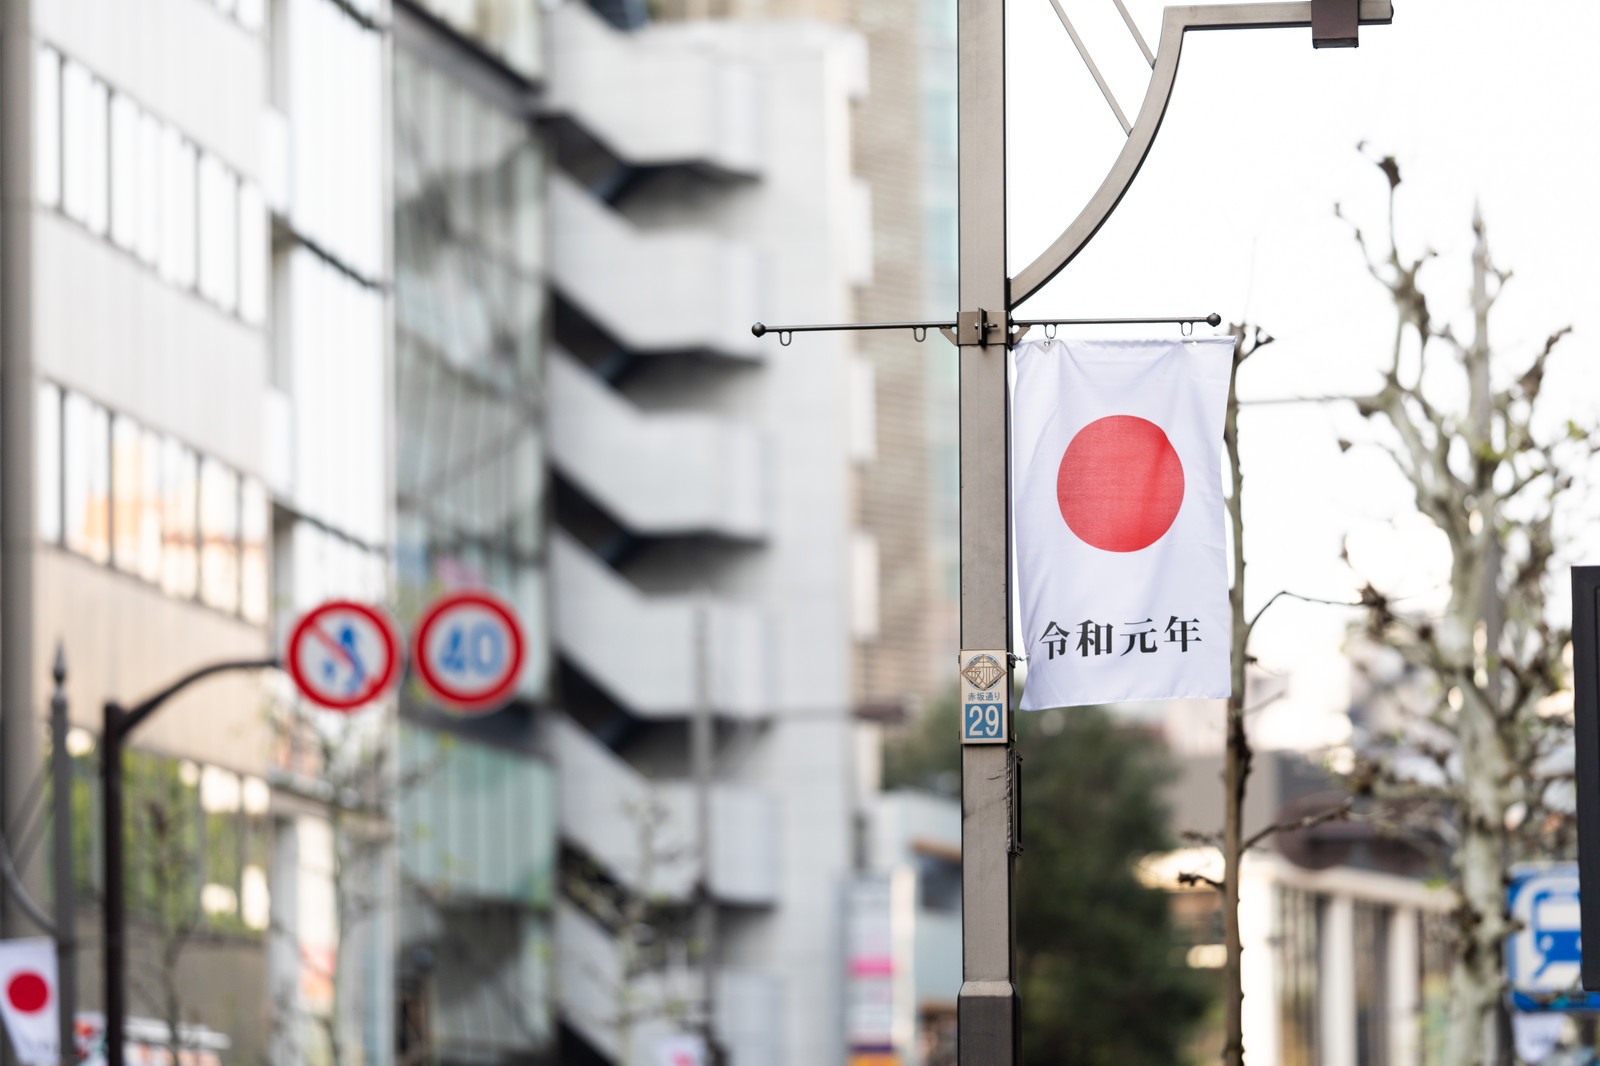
xmin=1181 ymin=320 xmax=1194 ymax=337
xmin=913 ymin=326 xmax=927 ymax=343
xmin=779 ymin=330 xmax=792 ymax=346
xmin=1044 ymin=323 xmax=1057 ymax=340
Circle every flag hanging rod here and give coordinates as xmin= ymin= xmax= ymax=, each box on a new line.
xmin=751 ymin=313 xmax=1221 ymax=346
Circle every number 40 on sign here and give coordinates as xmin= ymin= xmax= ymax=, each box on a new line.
xmin=959 ymin=650 xmax=1009 ymax=744
xmin=413 ymin=590 xmax=527 ymax=715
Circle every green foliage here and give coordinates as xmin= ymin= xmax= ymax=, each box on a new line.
xmin=125 ymin=749 xmax=201 ymax=933
xmin=1016 ymin=706 xmax=1211 ymax=1066
xmin=881 ymin=695 xmax=961 ymax=796
xmin=882 ymin=693 xmax=1212 ymax=1065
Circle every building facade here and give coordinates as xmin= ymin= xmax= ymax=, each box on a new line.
xmin=542 ymin=5 xmax=870 ymax=1063
xmin=7 ymin=2 xmax=931 ymax=1065
xmin=18 ymin=0 xmax=393 ymax=1062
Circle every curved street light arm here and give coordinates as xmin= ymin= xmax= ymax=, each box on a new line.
xmin=1009 ymin=0 xmax=1394 ymax=309
xmin=115 ymin=658 xmax=282 ymax=739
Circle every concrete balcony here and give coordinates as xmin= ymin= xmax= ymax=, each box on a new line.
xmin=551 ymin=531 xmax=767 ymax=718
xmin=556 ymin=901 xmax=780 ymax=1066
xmin=550 ymin=350 xmax=765 ymax=540
xmin=550 ymin=173 xmax=760 ymax=359
xmin=545 ymin=1 xmax=760 ymax=177
xmin=541 ymin=713 xmax=777 ymax=905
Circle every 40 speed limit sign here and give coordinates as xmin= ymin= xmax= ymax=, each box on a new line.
xmin=412 ymin=590 xmax=526 ymax=714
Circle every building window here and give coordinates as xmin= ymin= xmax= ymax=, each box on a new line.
xmin=135 ymin=110 xmax=164 ymax=266
xmin=111 ymin=416 xmax=163 ymax=582
xmin=36 ymin=47 xmax=61 ymax=209
xmin=161 ymin=438 xmax=200 ymax=600
xmin=288 ymin=0 xmax=384 ymax=280
xmin=1354 ymin=901 xmax=1392 ymax=1066
xmin=39 ymin=49 xmax=265 ymax=324
xmin=198 ymin=153 xmax=239 ymax=311
xmin=239 ymin=182 xmax=268 ymax=325
xmin=159 ymin=127 xmax=198 ymax=289
xmin=62 ymin=59 xmax=109 ymax=235
xmin=393 ymin=41 xmax=548 ymax=703
xmin=241 ymin=479 xmax=270 ymax=624
xmin=37 ymin=383 xmax=62 ymax=544
xmin=98 ymin=749 xmax=273 ymax=935
xmin=1277 ymin=886 xmax=1321 ymax=1066
xmin=109 ymin=93 xmax=139 ymax=252
xmin=200 ymin=458 xmax=241 ymax=613
xmin=63 ymin=392 xmax=110 ymax=564
xmin=916 ymin=850 xmax=961 ymax=914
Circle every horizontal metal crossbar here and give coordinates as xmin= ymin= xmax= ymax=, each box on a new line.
xmin=751 ymin=313 xmax=1222 ymax=346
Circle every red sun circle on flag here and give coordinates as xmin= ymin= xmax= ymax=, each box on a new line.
xmin=6 ymin=971 xmax=48 ymax=1013
xmin=1057 ymin=415 xmax=1185 ymax=552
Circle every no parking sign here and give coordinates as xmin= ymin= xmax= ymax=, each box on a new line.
xmin=286 ymin=601 xmax=402 ymax=712
xmin=412 ymin=591 xmax=526 ymax=714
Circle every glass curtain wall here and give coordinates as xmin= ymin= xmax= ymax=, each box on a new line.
xmin=392 ymin=46 xmax=549 ymax=704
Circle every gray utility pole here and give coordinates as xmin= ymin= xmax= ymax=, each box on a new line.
xmin=953 ymin=0 xmax=1016 ymax=1055
xmin=1 ymin=0 xmax=39 ymax=973
xmin=754 ymin=4 xmax=1394 ymax=1063
xmin=50 ymin=649 xmax=75 ymax=1066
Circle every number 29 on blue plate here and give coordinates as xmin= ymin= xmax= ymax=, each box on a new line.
xmin=963 ymin=702 xmax=1005 ymax=741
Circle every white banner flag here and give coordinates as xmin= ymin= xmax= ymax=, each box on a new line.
xmin=1013 ymin=337 xmax=1234 ymax=709
xmin=0 ymin=937 xmax=58 ymax=1066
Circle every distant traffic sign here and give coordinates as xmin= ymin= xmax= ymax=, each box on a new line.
xmin=412 ymin=590 xmax=525 ymax=714
xmin=1508 ymin=865 xmax=1600 ymax=1011
xmin=286 ymin=601 xmax=402 ymax=712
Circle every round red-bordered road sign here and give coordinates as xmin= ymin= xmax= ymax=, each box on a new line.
xmin=412 ymin=590 xmax=526 ymax=714
xmin=286 ymin=601 xmax=403 ymax=712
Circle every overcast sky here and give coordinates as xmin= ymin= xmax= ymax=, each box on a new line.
xmin=1004 ymin=0 xmax=1600 ymax=750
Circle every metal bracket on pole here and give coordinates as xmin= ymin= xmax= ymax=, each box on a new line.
xmin=956 ymin=310 xmax=1007 ymax=348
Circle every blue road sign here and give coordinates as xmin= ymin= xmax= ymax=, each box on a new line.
xmin=1508 ymin=865 xmax=1600 ymax=1012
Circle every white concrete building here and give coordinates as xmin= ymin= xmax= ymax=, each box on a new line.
xmin=16 ymin=0 xmax=392 ymax=1062
xmin=542 ymin=5 xmax=871 ymax=1065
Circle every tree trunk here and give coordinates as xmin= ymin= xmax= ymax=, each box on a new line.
xmin=1440 ymin=212 xmax=1513 ymax=1066
xmin=1223 ymin=335 xmax=1251 ymax=1066
xmin=1443 ymin=685 xmax=1513 ymax=1066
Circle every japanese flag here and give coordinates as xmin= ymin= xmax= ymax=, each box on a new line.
xmin=1013 ymin=337 xmax=1234 ymax=710
xmin=653 ymin=1034 xmax=705 ymax=1066
xmin=0 ymin=937 xmax=58 ymax=1066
